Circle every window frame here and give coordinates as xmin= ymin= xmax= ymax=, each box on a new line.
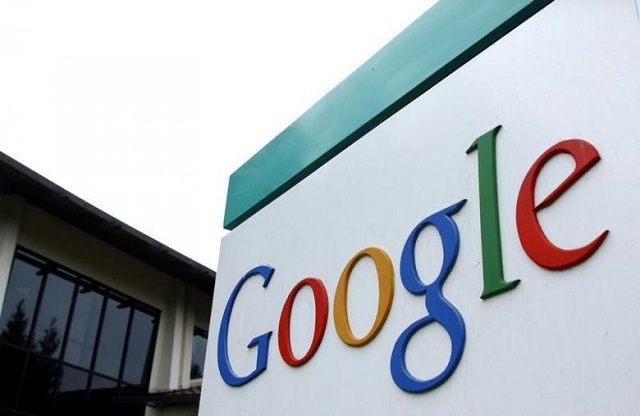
xmin=0 ymin=246 xmax=161 ymax=415
xmin=190 ymin=326 xmax=208 ymax=382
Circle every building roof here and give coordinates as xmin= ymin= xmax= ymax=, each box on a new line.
xmin=0 ymin=151 xmax=215 ymax=295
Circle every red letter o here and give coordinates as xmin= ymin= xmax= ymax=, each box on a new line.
xmin=277 ymin=277 xmax=329 ymax=367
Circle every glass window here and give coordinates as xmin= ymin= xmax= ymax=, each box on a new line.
xmin=31 ymin=270 xmax=75 ymax=358
xmin=94 ymin=297 xmax=130 ymax=378
xmin=0 ymin=257 xmax=43 ymax=348
xmin=59 ymin=364 xmax=90 ymax=393
xmin=64 ymin=283 xmax=104 ymax=369
xmin=87 ymin=375 xmax=119 ymax=416
xmin=122 ymin=309 xmax=156 ymax=385
xmin=17 ymin=355 xmax=60 ymax=414
xmin=0 ymin=343 xmax=27 ymax=409
xmin=54 ymin=365 xmax=90 ymax=414
xmin=0 ymin=248 xmax=160 ymax=416
xmin=191 ymin=327 xmax=208 ymax=380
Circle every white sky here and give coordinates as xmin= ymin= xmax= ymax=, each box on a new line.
xmin=0 ymin=0 xmax=437 ymax=270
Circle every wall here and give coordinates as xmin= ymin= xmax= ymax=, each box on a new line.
xmin=0 ymin=195 xmax=22 ymax=315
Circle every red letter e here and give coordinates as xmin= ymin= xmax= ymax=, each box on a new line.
xmin=516 ymin=139 xmax=608 ymax=270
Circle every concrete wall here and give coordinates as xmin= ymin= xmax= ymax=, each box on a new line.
xmin=0 ymin=195 xmax=22 ymax=320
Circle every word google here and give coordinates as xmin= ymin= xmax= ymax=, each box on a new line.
xmin=217 ymin=126 xmax=609 ymax=393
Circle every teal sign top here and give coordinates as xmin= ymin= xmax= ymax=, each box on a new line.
xmin=223 ymin=0 xmax=554 ymax=230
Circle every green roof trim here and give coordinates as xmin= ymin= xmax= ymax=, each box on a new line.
xmin=224 ymin=0 xmax=555 ymax=230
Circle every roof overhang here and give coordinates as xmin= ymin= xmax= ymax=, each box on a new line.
xmin=0 ymin=152 xmax=215 ymax=295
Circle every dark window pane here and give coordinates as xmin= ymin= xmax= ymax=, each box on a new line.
xmin=0 ymin=343 xmax=27 ymax=409
xmin=90 ymin=381 xmax=146 ymax=416
xmin=122 ymin=310 xmax=155 ymax=385
xmin=191 ymin=328 xmax=208 ymax=380
xmin=59 ymin=364 xmax=90 ymax=392
xmin=17 ymin=355 xmax=59 ymax=415
xmin=90 ymin=374 xmax=118 ymax=391
xmin=53 ymin=365 xmax=89 ymax=414
xmin=32 ymin=270 xmax=75 ymax=358
xmin=118 ymin=385 xmax=147 ymax=415
xmin=0 ymin=249 xmax=156 ymax=416
xmin=65 ymin=284 xmax=103 ymax=369
xmin=0 ymin=257 xmax=43 ymax=348
xmin=87 ymin=376 xmax=118 ymax=416
xmin=94 ymin=298 xmax=130 ymax=378
xmin=119 ymin=384 xmax=145 ymax=397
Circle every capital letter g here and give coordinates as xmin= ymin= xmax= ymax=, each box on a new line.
xmin=218 ymin=265 xmax=274 ymax=386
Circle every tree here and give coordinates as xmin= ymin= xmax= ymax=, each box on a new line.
xmin=38 ymin=318 xmax=60 ymax=357
xmin=0 ymin=299 xmax=30 ymax=347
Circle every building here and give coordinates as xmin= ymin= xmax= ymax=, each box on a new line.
xmin=0 ymin=152 xmax=215 ymax=416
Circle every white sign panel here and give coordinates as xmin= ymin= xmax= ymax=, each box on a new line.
xmin=202 ymin=0 xmax=640 ymax=414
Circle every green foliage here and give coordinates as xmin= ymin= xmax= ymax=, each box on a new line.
xmin=38 ymin=318 xmax=60 ymax=357
xmin=0 ymin=299 xmax=30 ymax=347
xmin=0 ymin=299 xmax=61 ymax=357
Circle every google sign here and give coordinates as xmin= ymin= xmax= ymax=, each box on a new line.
xmin=216 ymin=126 xmax=608 ymax=394
xmin=204 ymin=2 xmax=640 ymax=413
